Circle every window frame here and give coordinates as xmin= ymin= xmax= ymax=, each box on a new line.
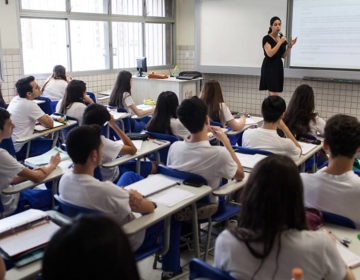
xmin=18 ymin=0 xmax=176 ymax=77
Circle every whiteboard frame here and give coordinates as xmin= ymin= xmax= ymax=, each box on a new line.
xmin=194 ymin=0 xmax=360 ymax=80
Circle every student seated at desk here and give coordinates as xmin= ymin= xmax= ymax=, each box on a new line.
xmin=242 ymin=96 xmax=301 ymax=161
xmin=146 ymin=91 xmax=190 ymax=140
xmin=0 ymin=108 xmax=60 ymax=216
xmin=58 ymin=125 xmax=154 ymax=250
xmin=215 ymin=155 xmax=354 ymax=280
xmin=42 ymin=215 xmax=140 ymax=280
xmin=200 ymin=80 xmax=246 ymax=131
xmin=284 ymin=84 xmax=326 ymax=137
xmin=56 ymin=80 xmax=94 ymax=124
xmin=7 ymin=76 xmax=54 ymax=156
xmin=161 ymin=97 xmax=244 ymax=279
xmin=302 ymin=114 xmax=360 ymax=227
xmin=109 ymin=70 xmax=154 ymax=132
xmin=82 ymin=104 xmax=137 ymax=182
xmin=41 ymin=65 xmax=69 ymax=101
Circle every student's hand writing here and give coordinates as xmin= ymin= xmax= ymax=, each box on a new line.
xmin=129 ymin=190 xmax=144 ymax=209
xmin=49 ymin=152 xmax=61 ymax=167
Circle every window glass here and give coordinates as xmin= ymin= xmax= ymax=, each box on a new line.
xmin=112 ymin=0 xmax=143 ymax=16
xmin=21 ymin=18 xmax=68 ymax=74
xmin=70 ymin=0 xmax=107 ymax=14
xmin=145 ymin=23 xmax=172 ymax=66
xmin=146 ymin=0 xmax=173 ymax=17
xmin=21 ymin=0 xmax=66 ymax=11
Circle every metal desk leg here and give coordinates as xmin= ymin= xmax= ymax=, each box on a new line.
xmin=52 ymin=132 xmax=59 ymax=148
xmin=156 ymin=151 xmax=161 ymax=165
xmin=191 ymin=203 xmax=200 ymax=258
xmin=300 ymin=163 xmax=305 ymax=172
xmin=60 ymin=130 xmax=65 ymax=145
xmin=51 ymin=180 xmax=59 ymax=209
xmin=25 ymin=141 xmax=31 ymax=159
xmin=107 ymin=125 xmax=110 ymax=138
xmin=312 ymin=154 xmax=317 ymax=172
xmin=119 ymin=119 xmax=125 ymax=131
xmin=158 ymin=216 xmax=171 ymax=256
xmin=136 ymin=158 xmax=141 ymax=174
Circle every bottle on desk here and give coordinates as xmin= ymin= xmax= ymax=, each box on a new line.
xmin=291 ymin=268 xmax=304 ymax=280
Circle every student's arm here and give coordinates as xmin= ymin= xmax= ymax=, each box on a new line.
xmin=11 ymin=153 xmax=60 ymax=184
xmin=108 ymin=116 xmax=137 ymax=155
xmin=210 ymin=126 xmax=244 ymax=181
xmin=278 ymin=120 xmax=302 ymax=151
xmin=227 ymin=115 xmax=246 ymax=131
xmin=343 ymin=268 xmax=355 ymax=280
xmin=38 ymin=114 xmax=54 ymax=128
xmin=0 ymin=256 xmax=5 ymax=280
xmin=128 ymin=190 xmax=155 ymax=213
xmin=83 ymin=94 xmax=94 ymax=104
xmin=264 ymin=36 xmax=287 ymax=58
xmin=129 ymin=104 xmax=154 ymax=117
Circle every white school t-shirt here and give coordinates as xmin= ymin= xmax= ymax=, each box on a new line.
xmin=42 ymin=79 xmax=68 ymax=101
xmin=122 ymin=92 xmax=135 ymax=113
xmin=242 ymin=127 xmax=301 ymax=161
xmin=59 ymin=172 xmax=145 ymax=251
xmin=169 ymin=118 xmax=190 ymax=140
xmin=56 ymin=100 xmax=86 ymax=124
xmin=0 ymin=149 xmax=24 ymax=216
xmin=302 ymin=170 xmax=360 ymax=227
xmin=219 ymin=103 xmax=234 ymax=125
xmin=7 ymin=96 xmax=46 ymax=152
xmin=100 ymin=136 xmax=123 ymax=182
xmin=167 ymin=140 xmax=237 ymax=202
xmin=215 ymin=229 xmax=346 ymax=280
xmin=309 ymin=115 xmax=326 ymax=137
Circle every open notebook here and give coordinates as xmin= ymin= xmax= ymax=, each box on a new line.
xmin=34 ymin=120 xmax=65 ymax=132
xmin=235 ymin=117 xmax=259 ymax=126
xmin=25 ymin=146 xmax=69 ymax=168
xmin=0 ymin=209 xmax=60 ymax=259
xmin=336 ymin=243 xmax=360 ymax=268
xmin=299 ymin=142 xmax=318 ymax=155
xmin=235 ymin=153 xmax=267 ymax=169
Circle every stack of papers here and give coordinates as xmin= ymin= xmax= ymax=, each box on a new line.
xmin=336 ymin=243 xmax=360 ymax=268
xmin=125 ymin=174 xmax=179 ymax=197
xmin=35 ymin=120 xmax=65 ymax=132
xmin=299 ymin=142 xmax=317 ymax=155
xmin=235 ymin=153 xmax=267 ymax=169
xmin=25 ymin=147 xmax=69 ymax=168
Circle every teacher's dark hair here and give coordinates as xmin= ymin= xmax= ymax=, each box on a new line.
xmin=230 ymin=155 xmax=307 ymax=280
xmin=268 ymin=16 xmax=281 ymax=34
xmin=42 ymin=215 xmax=140 ymax=280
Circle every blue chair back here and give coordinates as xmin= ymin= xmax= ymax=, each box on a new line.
xmin=158 ymin=165 xmax=207 ymax=184
xmin=94 ymin=166 xmax=103 ymax=181
xmin=146 ymin=131 xmax=178 ymax=164
xmin=355 ymin=170 xmax=360 ymax=177
xmin=86 ymin=92 xmax=96 ymax=104
xmin=0 ymin=138 xmax=16 ymax=157
xmin=36 ymin=96 xmax=53 ymax=115
xmin=54 ymin=194 xmax=99 ymax=218
xmin=210 ymin=120 xmax=224 ymax=128
xmin=233 ymin=145 xmax=273 ymax=156
xmin=50 ymin=101 xmax=58 ymax=113
xmin=322 ymin=211 xmax=356 ymax=229
xmin=189 ymin=258 xmax=236 ymax=280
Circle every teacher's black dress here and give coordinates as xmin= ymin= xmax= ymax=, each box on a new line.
xmin=259 ymin=35 xmax=287 ymax=92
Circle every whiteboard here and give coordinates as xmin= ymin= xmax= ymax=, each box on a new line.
xmin=195 ymin=0 xmax=360 ymax=79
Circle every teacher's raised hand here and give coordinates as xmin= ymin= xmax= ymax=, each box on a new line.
xmin=289 ymin=37 xmax=297 ymax=48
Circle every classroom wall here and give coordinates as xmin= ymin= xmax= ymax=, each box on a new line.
xmin=175 ymin=0 xmax=360 ymax=120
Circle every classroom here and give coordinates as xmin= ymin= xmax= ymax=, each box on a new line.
xmin=0 ymin=0 xmax=359 ymax=279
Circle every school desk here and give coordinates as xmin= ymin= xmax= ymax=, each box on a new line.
xmin=102 ymin=139 xmax=170 ymax=173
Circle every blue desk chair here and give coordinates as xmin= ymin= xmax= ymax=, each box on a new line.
xmin=50 ymin=101 xmax=58 ymax=113
xmin=189 ymin=258 xmax=236 ymax=280
xmin=36 ymin=96 xmax=53 ymax=115
xmin=322 ymin=211 xmax=356 ymax=229
xmin=146 ymin=131 xmax=178 ymax=164
xmin=233 ymin=145 xmax=273 ymax=156
xmin=210 ymin=120 xmax=223 ymax=128
xmin=54 ymin=194 xmax=99 ymax=218
xmin=0 ymin=138 xmax=16 ymax=158
xmin=86 ymin=91 xmax=96 ymax=104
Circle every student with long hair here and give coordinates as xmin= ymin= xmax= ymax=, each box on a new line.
xmin=200 ymin=80 xmax=246 ymax=131
xmin=42 ymin=215 xmax=140 ymax=280
xmin=215 ymin=155 xmax=354 ymax=280
xmin=56 ymin=80 xmax=93 ymax=123
xmin=42 ymin=65 xmax=69 ymax=101
xmin=284 ymin=84 xmax=326 ymax=137
xmin=109 ymin=70 xmax=154 ymax=131
xmin=146 ymin=91 xmax=190 ymax=140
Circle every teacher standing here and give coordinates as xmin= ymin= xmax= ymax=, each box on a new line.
xmin=260 ymin=16 xmax=297 ymax=96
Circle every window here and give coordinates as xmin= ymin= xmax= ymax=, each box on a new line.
xmin=19 ymin=0 xmax=175 ymax=75
xmin=21 ymin=18 xmax=68 ymax=74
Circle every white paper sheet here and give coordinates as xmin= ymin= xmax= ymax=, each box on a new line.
xmin=235 ymin=153 xmax=267 ymax=169
xmin=336 ymin=243 xmax=360 ymax=268
xmin=299 ymin=142 xmax=317 ymax=155
xmin=149 ymin=188 xmax=195 ymax=207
